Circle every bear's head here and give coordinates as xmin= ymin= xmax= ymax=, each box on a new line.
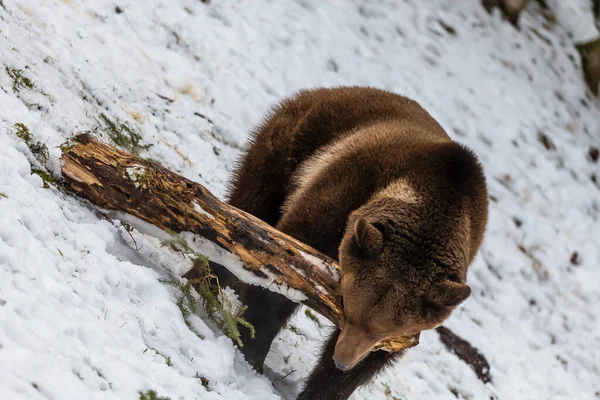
xmin=332 ymin=211 xmax=471 ymax=371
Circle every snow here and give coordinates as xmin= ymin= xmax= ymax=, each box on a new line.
xmin=298 ymin=250 xmax=341 ymax=282
xmin=126 ymin=164 xmax=147 ymax=189
xmin=193 ymin=201 xmax=215 ymax=220
xmin=1 ymin=0 xmax=599 ymax=399
xmin=544 ymin=0 xmax=600 ymax=43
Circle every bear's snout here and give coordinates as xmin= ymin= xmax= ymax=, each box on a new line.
xmin=333 ymin=324 xmax=379 ymax=371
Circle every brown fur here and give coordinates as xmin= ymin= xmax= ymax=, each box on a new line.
xmin=213 ymin=86 xmax=488 ymax=400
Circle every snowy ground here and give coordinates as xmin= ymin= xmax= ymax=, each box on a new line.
xmin=1 ymin=0 xmax=599 ymax=399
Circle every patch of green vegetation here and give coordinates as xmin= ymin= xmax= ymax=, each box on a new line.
xmin=192 ymin=374 xmax=210 ymax=392
xmin=0 ymin=192 xmax=7 ymax=198
xmin=11 ymin=123 xmax=49 ymax=162
xmin=286 ymin=325 xmax=302 ymax=336
xmin=80 ymin=81 xmax=104 ymax=107
xmin=138 ymin=390 xmax=170 ymax=400
xmin=28 ymin=140 xmax=50 ymax=161
xmin=13 ymin=122 xmax=31 ymax=141
xmin=160 ymin=234 xmax=255 ymax=347
xmin=99 ymin=113 xmax=152 ymax=155
xmin=304 ymin=309 xmax=322 ymax=328
xmin=41 ymin=89 xmax=55 ymax=104
xmin=174 ymin=279 xmax=205 ymax=339
xmin=438 ymin=19 xmax=457 ymax=36
xmin=31 ymin=168 xmax=56 ymax=188
xmin=5 ymin=65 xmax=34 ymax=92
xmin=146 ymin=347 xmax=173 ymax=368
xmin=201 ymin=378 xmax=209 ymax=389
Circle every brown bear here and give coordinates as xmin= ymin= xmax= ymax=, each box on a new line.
xmin=207 ymin=86 xmax=488 ymax=399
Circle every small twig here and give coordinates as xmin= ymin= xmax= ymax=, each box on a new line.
xmin=194 ymin=111 xmax=215 ymax=125
xmin=119 ymin=221 xmax=140 ymax=251
xmin=156 ymin=93 xmax=175 ymax=103
xmin=277 ymin=369 xmax=297 ymax=381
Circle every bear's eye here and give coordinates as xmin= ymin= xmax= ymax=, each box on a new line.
xmin=373 ymin=221 xmax=386 ymax=234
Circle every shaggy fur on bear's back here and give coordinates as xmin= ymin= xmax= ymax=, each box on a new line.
xmin=228 ymin=86 xmax=450 ymax=227
xmin=214 ymin=86 xmax=488 ymax=400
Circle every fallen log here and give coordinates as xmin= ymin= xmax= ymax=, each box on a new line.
xmin=59 ymin=133 xmax=417 ymax=353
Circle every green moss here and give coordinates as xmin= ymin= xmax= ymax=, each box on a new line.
xmin=31 ymin=168 xmax=56 ymax=188
xmin=41 ymin=89 xmax=55 ymax=104
xmin=199 ymin=376 xmax=209 ymax=390
xmin=28 ymin=141 xmax=49 ymax=161
xmin=12 ymin=123 xmax=49 ymax=161
xmin=286 ymin=325 xmax=302 ymax=336
xmin=438 ymin=19 xmax=457 ymax=36
xmin=13 ymin=122 xmax=31 ymax=141
xmin=146 ymin=347 xmax=173 ymax=369
xmin=79 ymin=81 xmax=104 ymax=107
xmin=5 ymin=65 xmax=34 ymax=92
xmin=304 ymin=309 xmax=322 ymax=328
xmin=138 ymin=390 xmax=170 ymax=400
xmin=99 ymin=113 xmax=152 ymax=155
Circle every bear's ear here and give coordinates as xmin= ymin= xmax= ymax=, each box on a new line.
xmin=354 ymin=217 xmax=384 ymax=257
xmin=428 ymin=279 xmax=471 ymax=307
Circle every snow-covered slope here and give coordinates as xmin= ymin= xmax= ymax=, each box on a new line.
xmin=1 ymin=0 xmax=599 ymax=399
